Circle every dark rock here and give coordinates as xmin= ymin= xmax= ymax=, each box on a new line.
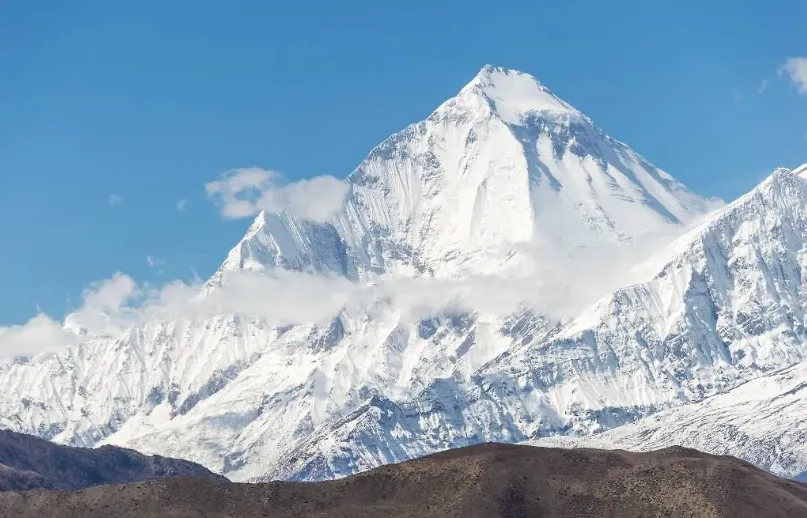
xmin=0 ymin=429 xmax=222 ymax=492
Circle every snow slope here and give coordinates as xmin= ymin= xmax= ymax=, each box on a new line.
xmin=531 ymin=359 xmax=807 ymax=479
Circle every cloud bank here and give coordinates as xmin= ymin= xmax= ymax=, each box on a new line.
xmin=0 ymin=233 xmax=673 ymax=361
xmin=205 ymin=167 xmax=349 ymax=222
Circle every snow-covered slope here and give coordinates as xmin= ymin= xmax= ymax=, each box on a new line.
xmin=531 ymin=358 xmax=807 ymax=479
xmin=0 ymin=65 xmax=767 ymax=484
xmin=254 ymin=165 xmax=807 ymax=480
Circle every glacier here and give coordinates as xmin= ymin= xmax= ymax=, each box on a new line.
xmin=2 ymin=65 xmax=806 ymax=483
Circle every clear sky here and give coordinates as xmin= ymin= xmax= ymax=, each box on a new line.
xmin=1 ymin=0 xmax=806 ymax=325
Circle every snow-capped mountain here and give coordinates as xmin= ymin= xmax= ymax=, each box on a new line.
xmin=7 ymin=65 xmax=804 ymax=485
xmin=217 ymin=65 xmax=719 ymax=281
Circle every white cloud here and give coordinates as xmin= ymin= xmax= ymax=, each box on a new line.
xmin=733 ymin=89 xmax=743 ymax=102
xmin=63 ymin=273 xmax=140 ymax=337
xmin=0 ymin=269 xmax=354 ymax=360
xmin=0 ymin=314 xmax=79 ymax=359
xmin=176 ymin=199 xmax=188 ymax=211
xmin=205 ymin=167 xmax=349 ymax=222
xmin=780 ymin=57 xmax=807 ymax=94
xmin=108 ymin=194 xmax=122 ymax=205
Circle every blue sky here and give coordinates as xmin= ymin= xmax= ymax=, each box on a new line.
xmin=1 ymin=0 xmax=806 ymax=325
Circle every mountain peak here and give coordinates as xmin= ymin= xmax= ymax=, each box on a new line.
xmin=474 ymin=64 xmax=530 ymax=79
xmin=216 ymin=65 xmax=718 ymax=281
xmin=460 ymin=65 xmax=579 ymax=124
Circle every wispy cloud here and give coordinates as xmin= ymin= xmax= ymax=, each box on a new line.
xmin=205 ymin=167 xmax=349 ymax=222
xmin=176 ymin=199 xmax=188 ymax=211
xmin=146 ymin=255 xmax=165 ymax=275
xmin=758 ymin=79 xmax=769 ymax=94
xmin=733 ymin=89 xmax=743 ymax=102
xmin=780 ymin=57 xmax=807 ymax=95
xmin=108 ymin=194 xmax=122 ymax=205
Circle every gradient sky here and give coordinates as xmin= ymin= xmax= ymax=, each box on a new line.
xmin=1 ymin=0 xmax=806 ymax=325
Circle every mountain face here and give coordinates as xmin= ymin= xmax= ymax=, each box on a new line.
xmin=3 ymin=444 xmax=806 ymax=518
xmin=532 ymin=358 xmax=807 ymax=480
xmin=5 ymin=65 xmax=805 ymax=484
xmin=0 ymin=429 xmax=221 ymax=492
